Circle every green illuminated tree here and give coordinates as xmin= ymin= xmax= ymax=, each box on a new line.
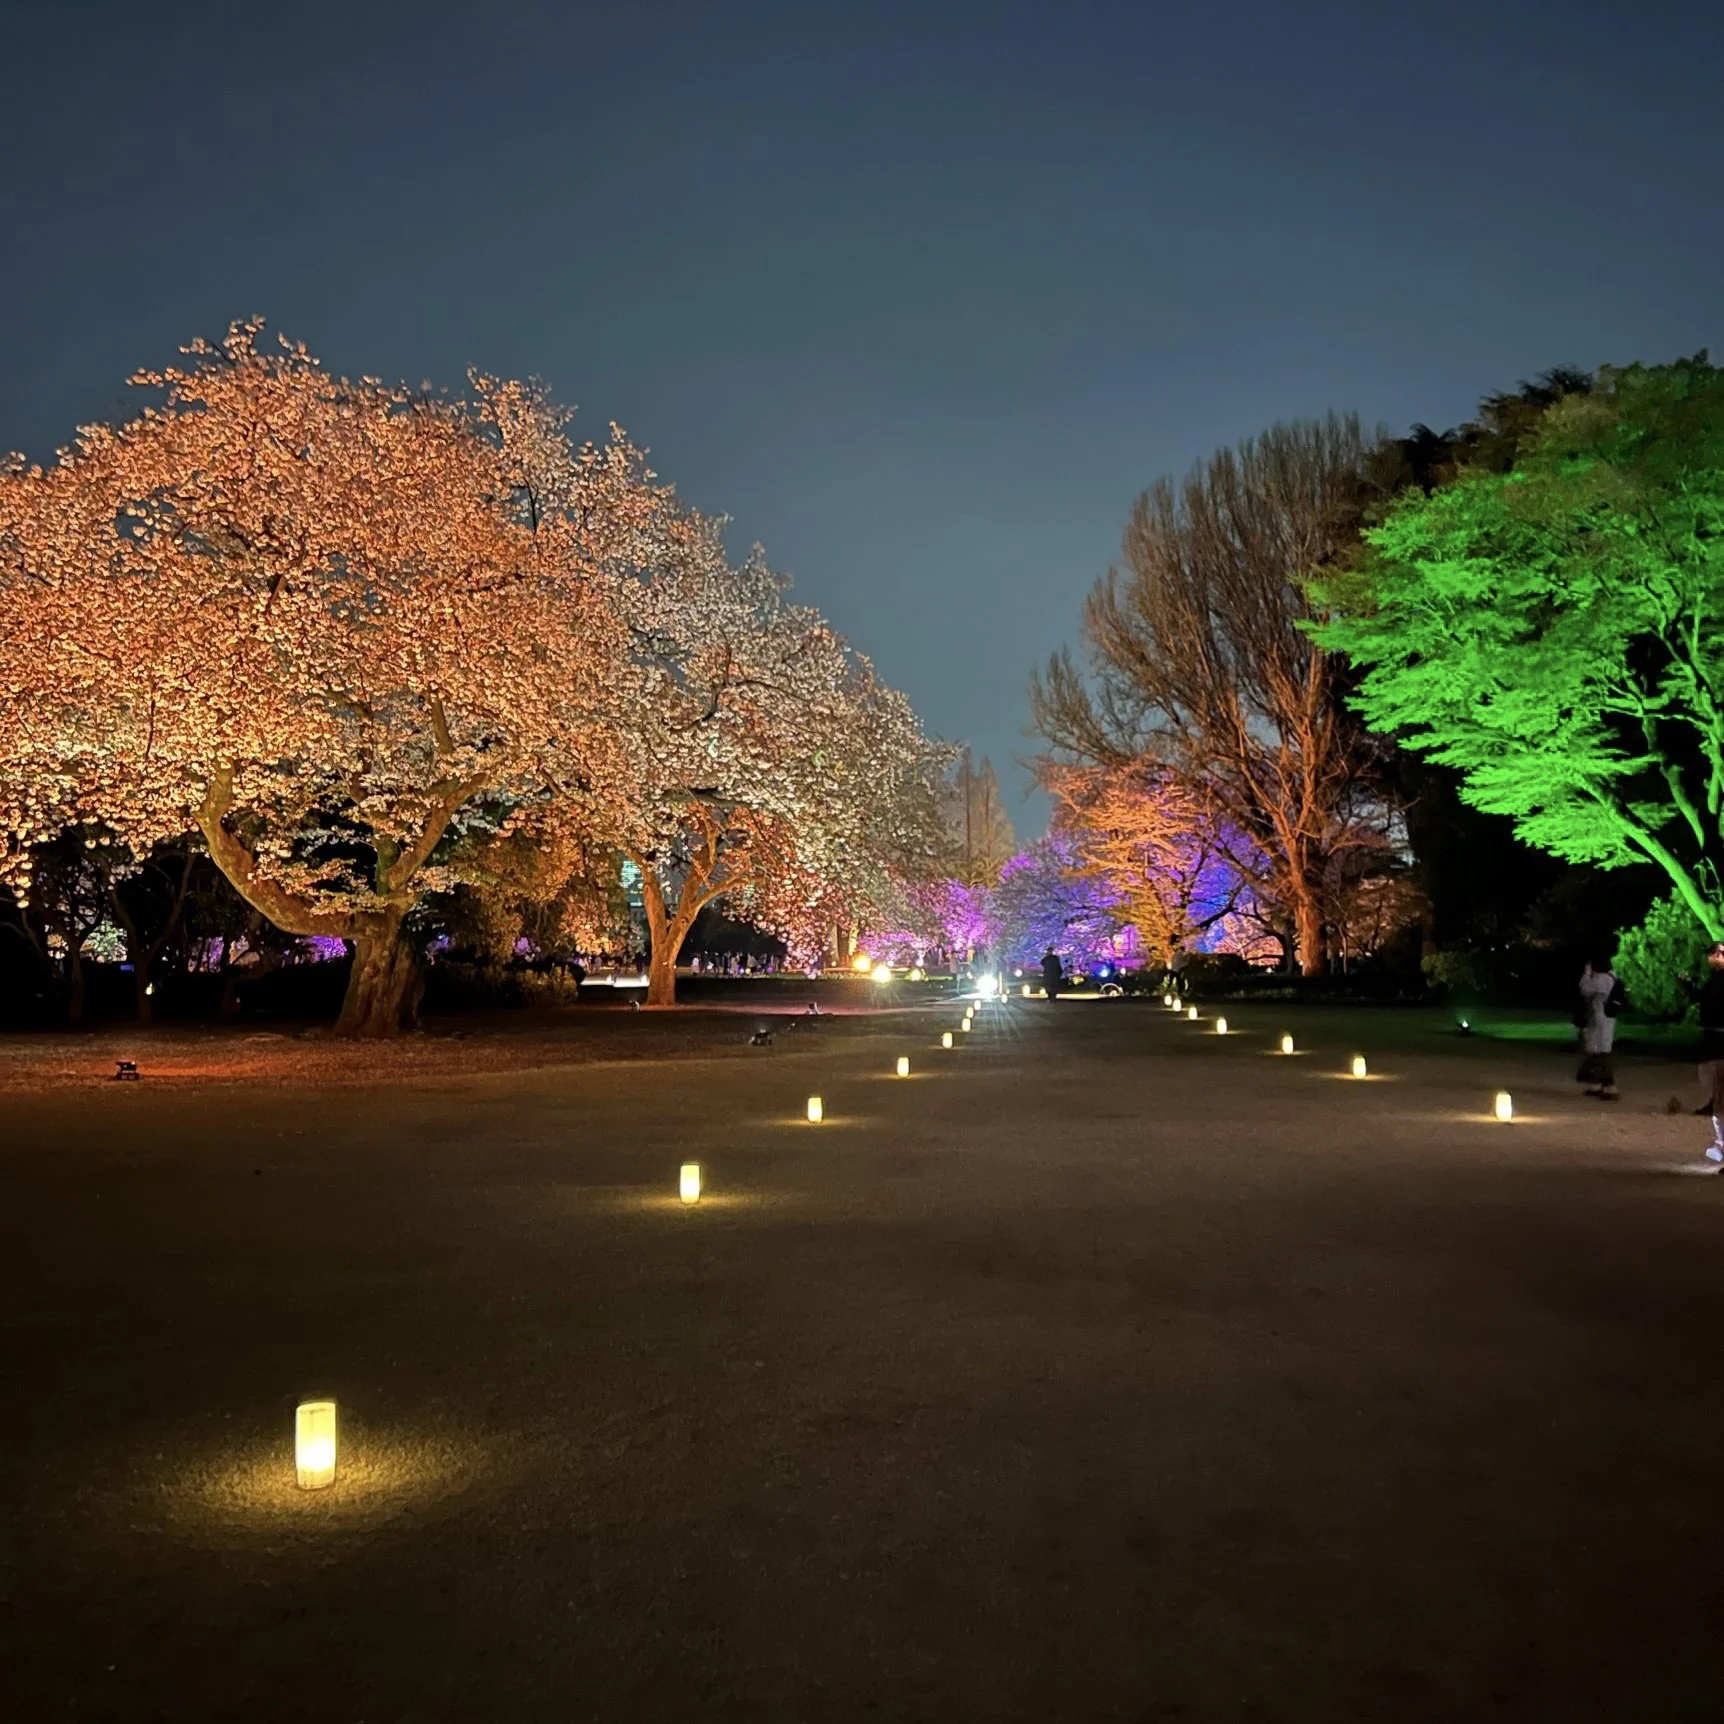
xmin=1311 ymin=357 xmax=1724 ymax=937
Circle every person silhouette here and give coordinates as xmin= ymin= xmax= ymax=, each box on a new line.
xmin=1040 ymin=948 xmax=1064 ymax=1001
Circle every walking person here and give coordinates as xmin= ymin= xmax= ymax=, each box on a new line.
xmin=1575 ymin=956 xmax=1623 ymax=1102
xmin=1687 ymin=939 xmax=1724 ymax=1162
xmin=1041 ymin=948 xmax=1064 ymax=1001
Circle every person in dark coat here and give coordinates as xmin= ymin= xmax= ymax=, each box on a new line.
xmin=1691 ymin=939 xmax=1724 ymax=1162
xmin=1040 ymin=948 xmax=1064 ymax=1001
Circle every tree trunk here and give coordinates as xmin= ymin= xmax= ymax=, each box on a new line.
xmin=133 ymin=966 xmax=153 ymax=1027
xmin=1293 ymin=883 xmax=1326 ymax=978
xmin=334 ymin=917 xmax=418 ymax=1038
xmin=66 ymin=950 xmax=86 ymax=1027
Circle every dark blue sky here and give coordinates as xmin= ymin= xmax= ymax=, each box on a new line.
xmin=3 ymin=0 xmax=1719 ymax=830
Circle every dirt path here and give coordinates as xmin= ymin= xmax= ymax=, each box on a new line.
xmin=4 ymin=998 xmax=1721 ymax=1720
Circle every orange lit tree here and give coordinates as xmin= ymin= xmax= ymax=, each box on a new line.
xmin=609 ymin=527 xmax=944 ymax=1004
xmin=0 ymin=325 xmax=645 ymax=1035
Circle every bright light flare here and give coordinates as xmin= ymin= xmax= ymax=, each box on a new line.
xmin=977 ymin=973 xmax=999 ymax=998
xmin=851 ymin=954 xmax=873 ymax=974
xmin=295 ymin=1398 xmax=338 ymax=1490
xmin=871 ymin=962 xmax=893 ymax=984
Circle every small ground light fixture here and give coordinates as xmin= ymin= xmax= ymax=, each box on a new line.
xmin=807 ymin=1095 xmax=824 ymax=1123
xmin=1215 ymin=1016 xmax=1228 ymax=1035
xmin=1186 ymin=1006 xmax=1199 ymax=1021
xmin=1163 ymin=993 xmax=1174 ymax=1007
xmin=942 ymin=1031 xmax=954 ymax=1048
xmin=1494 ymin=1091 xmax=1514 ymax=1121
xmin=960 ymin=1019 xmax=972 ymax=1033
xmin=1351 ymin=1055 xmax=1368 ymax=1079
xmin=896 ymin=1056 xmax=910 ymax=1077
xmin=1280 ymin=1033 xmax=1295 ymax=1056
xmin=680 ymin=1162 xmax=702 ymax=1204
xmin=1021 ymin=983 xmax=1032 ymax=997
xmin=295 ymin=1398 xmax=338 ymax=1490
xmin=871 ymin=962 xmax=893 ymax=984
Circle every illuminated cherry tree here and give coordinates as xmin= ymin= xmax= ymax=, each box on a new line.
xmin=609 ymin=526 xmax=945 ymax=1004
xmin=0 ymin=324 xmax=651 ymax=1035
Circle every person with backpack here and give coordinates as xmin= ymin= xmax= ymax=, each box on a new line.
xmin=1575 ymin=956 xmax=1625 ymax=1102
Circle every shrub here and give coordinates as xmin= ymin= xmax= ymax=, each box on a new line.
xmin=1613 ymin=893 xmax=1711 ymax=1021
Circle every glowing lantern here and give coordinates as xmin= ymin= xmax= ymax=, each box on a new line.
xmin=295 ymin=1398 xmax=337 ymax=1490
xmin=1351 ymin=1055 xmax=1368 ymax=1079
xmin=910 ymin=967 xmax=924 ymax=981
xmin=1280 ymin=1033 xmax=1295 ymax=1056
xmin=871 ymin=962 xmax=893 ymax=984
xmin=1215 ymin=1017 xmax=1228 ymax=1035
xmin=942 ymin=1031 xmax=953 ymax=1048
xmin=1162 ymin=993 xmax=1174 ymax=1007
xmin=851 ymin=954 xmax=872 ymax=973
xmin=680 ymin=1162 xmax=702 ymax=1204
xmin=1494 ymin=1091 xmax=1513 ymax=1121
xmin=1187 ymin=1006 xmax=1198 ymax=1021
xmin=1021 ymin=982 xmax=1032 ymax=997
xmin=807 ymin=1095 xmax=824 ymax=1123
xmin=896 ymin=1056 xmax=910 ymax=1077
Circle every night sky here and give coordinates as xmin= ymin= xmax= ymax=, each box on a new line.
xmin=3 ymin=0 xmax=1719 ymax=829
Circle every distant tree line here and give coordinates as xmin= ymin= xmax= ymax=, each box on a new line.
xmin=1032 ymin=358 xmax=1724 ymax=1003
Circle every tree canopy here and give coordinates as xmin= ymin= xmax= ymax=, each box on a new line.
xmin=1311 ymin=357 xmax=1724 ymax=938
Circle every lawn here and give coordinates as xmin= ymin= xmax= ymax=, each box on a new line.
xmin=4 ymin=994 xmax=1722 ymax=1720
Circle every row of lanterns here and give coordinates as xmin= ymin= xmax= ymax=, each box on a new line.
xmin=297 ymin=1016 xmax=964 ymax=1487
xmin=1161 ymin=994 xmax=1515 ymax=1119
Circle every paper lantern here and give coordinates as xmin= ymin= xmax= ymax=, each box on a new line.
xmin=680 ymin=1162 xmax=702 ymax=1204
xmin=1021 ymin=982 xmax=1032 ymax=997
xmin=960 ymin=1019 xmax=972 ymax=1033
xmin=896 ymin=1056 xmax=910 ymax=1077
xmin=1351 ymin=1055 xmax=1368 ymax=1079
xmin=1494 ymin=1090 xmax=1513 ymax=1121
xmin=295 ymin=1398 xmax=337 ymax=1490
xmin=807 ymin=1095 xmax=824 ymax=1123
xmin=1187 ymin=1006 xmax=1199 ymax=1021
xmin=942 ymin=1031 xmax=953 ymax=1048
xmin=1215 ymin=1017 xmax=1228 ymax=1035
xmin=871 ymin=962 xmax=893 ymax=984
xmin=851 ymin=954 xmax=872 ymax=973
xmin=1280 ymin=1033 xmax=1295 ymax=1056
xmin=1163 ymin=993 xmax=1174 ymax=1007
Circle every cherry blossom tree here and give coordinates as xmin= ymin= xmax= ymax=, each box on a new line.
xmin=0 ymin=324 xmax=647 ymax=1035
xmin=606 ymin=525 xmax=945 ymax=1004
